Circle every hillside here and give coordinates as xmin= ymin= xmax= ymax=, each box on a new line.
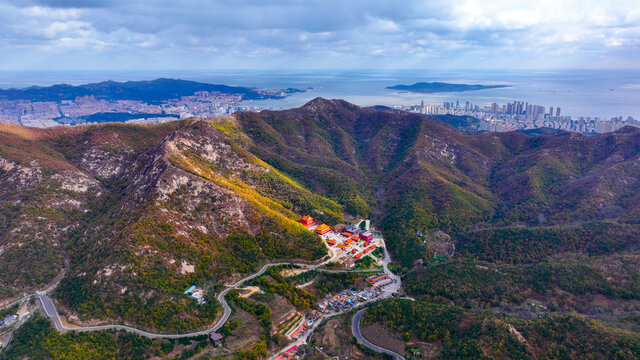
xmin=0 ymin=119 xmax=338 ymax=331
xmin=362 ymin=298 xmax=640 ymax=360
xmin=224 ymin=99 xmax=640 ymax=267
xmin=3 ymin=98 xmax=640 ymax=357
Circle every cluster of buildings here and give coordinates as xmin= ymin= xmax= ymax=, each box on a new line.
xmin=287 ymin=318 xmax=315 ymax=340
xmin=299 ymin=216 xmax=378 ymax=268
xmin=318 ymin=291 xmax=360 ymax=312
xmin=397 ymin=99 xmax=639 ymax=134
xmin=316 ymin=279 xmax=393 ymax=314
xmin=0 ymin=90 xmax=280 ymax=128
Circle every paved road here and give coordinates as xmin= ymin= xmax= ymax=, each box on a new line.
xmin=0 ymin=258 xmax=67 ymax=312
xmin=32 ymin=259 xmax=370 ymax=338
xmin=24 ymin=231 xmax=401 ymax=351
xmin=352 ymin=309 xmax=405 ymax=360
xmin=378 ymin=237 xmax=401 ymax=297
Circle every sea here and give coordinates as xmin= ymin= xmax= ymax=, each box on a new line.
xmin=0 ymin=69 xmax=638 ymax=120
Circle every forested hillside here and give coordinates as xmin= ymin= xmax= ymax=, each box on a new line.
xmin=363 ymin=298 xmax=640 ymax=360
xmin=227 ymin=98 xmax=640 ymax=268
xmin=0 ymin=119 xmax=337 ymax=331
xmin=3 ymin=98 xmax=640 ymax=353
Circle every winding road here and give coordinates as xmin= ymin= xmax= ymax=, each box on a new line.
xmin=31 ymin=259 xmax=375 ymax=339
xmin=352 ymin=309 xmax=405 ymax=360
xmin=9 ymin=229 xmax=406 ymax=360
xmin=349 ymin=234 xmax=405 ymax=359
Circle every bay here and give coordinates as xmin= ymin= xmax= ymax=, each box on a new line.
xmin=0 ymin=69 xmax=638 ymax=119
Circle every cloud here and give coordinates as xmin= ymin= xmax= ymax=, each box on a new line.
xmin=8 ymin=0 xmax=112 ymax=8
xmin=0 ymin=0 xmax=638 ymax=70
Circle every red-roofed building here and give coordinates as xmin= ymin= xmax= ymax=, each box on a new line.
xmin=369 ymin=274 xmax=389 ymax=284
xmin=314 ymin=224 xmax=331 ymax=235
xmin=299 ymin=215 xmax=315 ymax=227
xmin=359 ymin=231 xmax=373 ymax=242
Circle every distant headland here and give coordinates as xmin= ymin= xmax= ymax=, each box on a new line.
xmin=386 ymin=82 xmax=509 ymax=94
xmin=0 ymin=78 xmax=306 ymax=103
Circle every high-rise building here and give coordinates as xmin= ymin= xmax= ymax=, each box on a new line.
xmin=549 ymin=106 xmax=554 ymax=118
xmin=556 ymin=107 xmax=561 ymax=118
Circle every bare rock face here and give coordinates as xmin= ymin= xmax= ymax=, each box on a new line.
xmin=0 ymin=156 xmax=43 ymax=188
xmin=154 ymin=167 xmax=257 ymax=239
xmin=421 ymin=134 xmax=457 ymax=164
xmin=52 ymin=170 xmax=102 ymax=194
xmin=125 ymin=122 xmax=269 ymax=239
xmin=80 ymin=148 xmax=130 ymax=179
xmin=162 ymin=121 xmax=264 ymax=172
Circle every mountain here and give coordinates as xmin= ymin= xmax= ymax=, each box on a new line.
xmin=0 ymin=119 xmax=337 ymax=331
xmin=386 ymin=81 xmax=509 ymax=93
xmin=0 ymin=78 xmax=285 ymax=102
xmin=226 ymin=99 xmax=640 ymax=267
xmin=3 ymin=98 xmax=640 ymax=358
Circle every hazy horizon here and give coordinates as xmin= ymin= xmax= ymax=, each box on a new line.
xmin=1 ymin=68 xmax=638 ymax=120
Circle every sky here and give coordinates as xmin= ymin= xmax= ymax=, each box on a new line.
xmin=1 ymin=0 xmax=639 ymax=70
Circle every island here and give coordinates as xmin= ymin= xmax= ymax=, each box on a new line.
xmin=386 ymin=81 xmax=509 ymax=94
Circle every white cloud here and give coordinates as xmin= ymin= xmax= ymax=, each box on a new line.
xmin=0 ymin=0 xmax=638 ymax=69
xmin=21 ymin=5 xmax=81 ymax=19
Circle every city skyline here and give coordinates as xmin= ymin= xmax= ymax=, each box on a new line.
xmin=403 ymin=98 xmax=638 ymax=134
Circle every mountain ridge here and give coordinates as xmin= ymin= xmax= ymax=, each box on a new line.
xmin=0 ymin=78 xmax=291 ymax=102
xmin=2 ymin=98 xmax=640 ymax=333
